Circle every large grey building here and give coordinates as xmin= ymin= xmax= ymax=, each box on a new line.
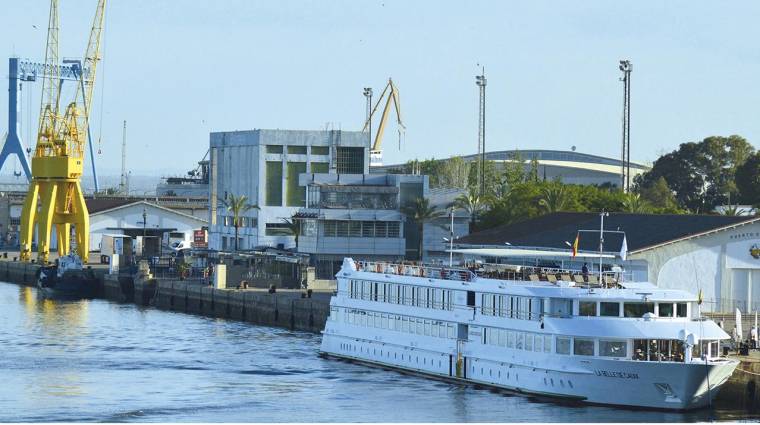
xmin=375 ymin=149 xmax=650 ymax=187
xmin=208 ymin=129 xmax=370 ymax=251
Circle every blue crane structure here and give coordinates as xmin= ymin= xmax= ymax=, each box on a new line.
xmin=2 ymin=57 xmax=99 ymax=191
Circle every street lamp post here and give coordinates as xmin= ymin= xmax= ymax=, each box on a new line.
xmin=599 ymin=211 xmax=609 ymax=282
xmin=449 ymin=207 xmax=455 ymax=266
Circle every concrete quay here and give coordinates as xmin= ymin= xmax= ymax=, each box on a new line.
xmin=0 ymin=259 xmax=331 ymax=334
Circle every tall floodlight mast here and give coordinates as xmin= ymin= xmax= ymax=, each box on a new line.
xmin=475 ymin=68 xmax=487 ymax=197
xmin=619 ymin=60 xmax=632 ymax=192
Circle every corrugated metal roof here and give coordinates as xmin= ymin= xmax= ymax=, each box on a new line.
xmin=458 ymin=212 xmax=758 ymax=253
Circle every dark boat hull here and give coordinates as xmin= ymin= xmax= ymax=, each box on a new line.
xmin=36 ymin=267 xmax=99 ymax=298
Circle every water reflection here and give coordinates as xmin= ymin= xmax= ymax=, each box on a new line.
xmin=0 ymin=281 xmax=758 ymax=423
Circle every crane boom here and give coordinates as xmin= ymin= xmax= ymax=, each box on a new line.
xmin=362 ymin=78 xmax=404 ymax=167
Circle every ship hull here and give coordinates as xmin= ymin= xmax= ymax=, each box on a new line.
xmin=320 ymin=333 xmax=738 ymax=410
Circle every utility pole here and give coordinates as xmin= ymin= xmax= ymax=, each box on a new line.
xmin=120 ymin=120 xmax=127 ymax=194
xmin=476 ymin=67 xmax=487 ymax=197
xmin=619 ymin=60 xmax=632 ymax=192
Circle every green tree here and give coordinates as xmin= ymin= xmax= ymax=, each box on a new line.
xmin=637 ymin=176 xmax=681 ymax=213
xmin=538 ymin=184 xmax=568 ymax=213
xmin=401 ymin=198 xmax=443 ymax=260
xmin=636 ymin=135 xmax=754 ymax=212
xmin=221 ymin=193 xmax=258 ymax=251
xmin=437 ymin=156 xmax=471 ymax=189
xmin=528 ymin=157 xmax=540 ymax=182
xmin=736 ymin=152 xmax=760 ymax=205
xmin=502 ymin=150 xmax=525 ymax=187
xmin=453 ymin=188 xmax=485 ymax=230
xmin=621 ymin=193 xmax=652 ymax=213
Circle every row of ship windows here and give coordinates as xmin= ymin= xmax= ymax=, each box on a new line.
xmin=480 ymin=294 xmax=543 ymax=321
xmin=333 ymin=307 xmax=457 ymax=339
xmin=482 ymin=328 xmax=627 ymax=358
xmin=347 ymin=280 xmax=454 ymax=311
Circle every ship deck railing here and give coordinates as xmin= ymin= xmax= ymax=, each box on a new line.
xmin=353 ymin=260 xmax=634 ymax=289
xmin=355 ymin=260 xmax=476 ymax=282
xmin=475 ymin=264 xmax=634 ymax=289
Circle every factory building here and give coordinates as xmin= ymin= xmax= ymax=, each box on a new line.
xmin=375 ymin=149 xmax=650 ymax=187
xmin=208 ymin=129 xmax=370 ymax=251
xmin=456 ymin=212 xmax=760 ymax=313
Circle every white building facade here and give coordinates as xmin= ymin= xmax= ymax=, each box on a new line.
xmin=89 ymin=201 xmax=207 ymax=252
xmin=628 ymin=219 xmax=760 ymax=313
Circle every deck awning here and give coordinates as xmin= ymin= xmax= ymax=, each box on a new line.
xmin=448 ymin=248 xmax=616 ymax=259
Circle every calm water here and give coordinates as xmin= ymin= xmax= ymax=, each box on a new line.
xmin=0 ymin=281 xmax=757 ymax=423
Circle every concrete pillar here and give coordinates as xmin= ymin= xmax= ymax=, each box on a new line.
xmin=214 ymin=264 xmax=227 ymax=289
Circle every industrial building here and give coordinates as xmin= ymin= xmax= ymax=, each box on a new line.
xmin=375 ymin=149 xmax=650 ymax=187
xmin=293 ymin=173 xmax=426 ymax=278
xmin=87 ymin=199 xmax=207 ymax=255
xmin=208 ymin=129 xmax=370 ymax=251
xmin=456 ymin=212 xmax=760 ymax=313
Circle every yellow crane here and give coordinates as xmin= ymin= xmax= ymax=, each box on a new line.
xmin=20 ymin=0 xmax=107 ymax=263
xmin=362 ymin=78 xmax=404 ymax=167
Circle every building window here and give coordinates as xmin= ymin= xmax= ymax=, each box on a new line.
xmin=311 ymin=162 xmax=329 ymax=173
xmin=387 ymin=221 xmax=400 ymax=238
xmin=336 ymin=147 xmax=364 ymax=174
xmin=287 ymin=146 xmax=307 ymax=155
xmin=266 ymin=145 xmax=283 ymax=154
xmin=265 ymin=161 xmax=283 ymax=206
xmin=579 ymin=301 xmax=597 ymax=317
xmin=286 ymin=162 xmax=306 ymax=206
xmin=311 ymin=146 xmax=329 ymax=156
xmin=265 ymin=222 xmax=294 ymax=236
xmin=600 ymin=302 xmax=620 ymax=317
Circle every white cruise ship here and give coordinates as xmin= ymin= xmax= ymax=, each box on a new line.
xmin=320 ymin=258 xmax=739 ymax=410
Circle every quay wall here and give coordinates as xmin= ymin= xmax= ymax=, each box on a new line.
xmin=0 ymin=259 xmax=330 ymax=335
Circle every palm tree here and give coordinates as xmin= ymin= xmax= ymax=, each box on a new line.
xmin=221 ymin=193 xmax=258 ymax=251
xmin=538 ymin=185 xmax=567 ymax=213
xmin=454 ymin=189 xmax=485 ymax=230
xmin=281 ymin=218 xmax=301 ymax=249
xmin=401 ymin=198 xmax=443 ymax=261
xmin=721 ymin=204 xmax=753 ymax=216
xmin=622 ymin=193 xmax=652 ymax=213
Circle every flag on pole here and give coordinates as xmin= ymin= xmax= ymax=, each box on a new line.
xmin=571 ymin=234 xmax=579 ymax=258
xmin=619 ymin=235 xmax=628 ymax=261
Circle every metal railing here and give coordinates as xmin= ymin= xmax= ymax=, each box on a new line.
xmin=355 ymin=260 xmax=476 ymax=282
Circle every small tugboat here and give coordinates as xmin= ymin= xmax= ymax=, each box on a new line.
xmin=36 ymin=253 xmax=98 ymax=298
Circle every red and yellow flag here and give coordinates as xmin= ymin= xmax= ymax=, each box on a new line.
xmin=571 ymin=234 xmax=579 ymax=258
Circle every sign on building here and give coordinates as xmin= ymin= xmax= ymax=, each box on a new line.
xmin=194 ymin=229 xmax=208 ymax=248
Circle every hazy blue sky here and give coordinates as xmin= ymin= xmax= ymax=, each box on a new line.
xmin=2 ymin=1 xmax=760 ymax=177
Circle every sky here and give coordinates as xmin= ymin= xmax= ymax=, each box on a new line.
xmin=2 ymin=1 xmax=760 ymax=178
